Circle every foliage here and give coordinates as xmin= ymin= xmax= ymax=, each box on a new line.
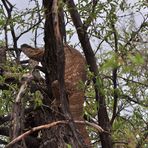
xmin=0 ymin=0 xmax=147 ymax=147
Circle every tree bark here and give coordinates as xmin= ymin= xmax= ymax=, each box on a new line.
xmin=42 ymin=0 xmax=86 ymax=147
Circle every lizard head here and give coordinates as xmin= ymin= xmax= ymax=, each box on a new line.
xmin=20 ymin=44 xmax=32 ymax=49
xmin=20 ymin=44 xmax=44 ymax=61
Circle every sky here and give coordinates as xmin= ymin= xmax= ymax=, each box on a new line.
xmin=6 ymin=0 xmax=43 ymax=47
xmin=1 ymin=0 xmax=147 ymax=48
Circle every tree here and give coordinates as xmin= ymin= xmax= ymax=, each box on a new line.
xmin=0 ymin=0 xmax=147 ymax=148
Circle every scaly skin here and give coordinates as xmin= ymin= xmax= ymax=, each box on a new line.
xmin=21 ymin=44 xmax=90 ymax=146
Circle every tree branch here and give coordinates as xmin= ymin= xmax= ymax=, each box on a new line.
xmin=110 ymin=20 xmax=118 ymax=125
xmin=6 ymin=120 xmax=105 ymax=148
xmin=11 ymin=73 xmax=33 ymax=142
xmin=1 ymin=0 xmax=19 ymax=59
xmin=84 ymin=0 xmax=99 ymax=30
xmin=52 ymin=0 xmax=86 ymax=147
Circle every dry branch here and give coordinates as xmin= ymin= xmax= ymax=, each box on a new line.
xmin=6 ymin=120 xmax=105 ymax=148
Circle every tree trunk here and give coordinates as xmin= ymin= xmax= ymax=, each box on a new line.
xmin=42 ymin=0 xmax=86 ymax=147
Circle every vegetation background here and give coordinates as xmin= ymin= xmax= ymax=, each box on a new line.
xmin=0 ymin=0 xmax=147 ymax=147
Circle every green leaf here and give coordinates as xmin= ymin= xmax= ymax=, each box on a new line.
xmin=130 ymin=53 xmax=144 ymax=65
xmin=66 ymin=144 xmax=72 ymax=148
xmin=101 ymin=53 xmax=118 ymax=70
xmin=34 ymin=91 xmax=43 ymax=108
